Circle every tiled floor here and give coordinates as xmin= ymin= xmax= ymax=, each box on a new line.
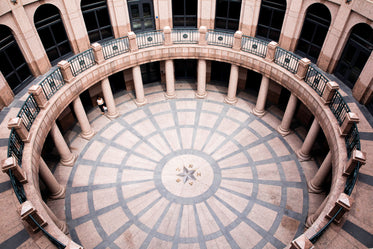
xmin=57 ymin=84 xmax=311 ymax=249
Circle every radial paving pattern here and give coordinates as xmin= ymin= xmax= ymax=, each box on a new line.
xmin=66 ymin=93 xmax=308 ymax=249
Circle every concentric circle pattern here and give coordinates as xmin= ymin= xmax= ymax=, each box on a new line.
xmin=66 ymin=89 xmax=308 ymax=249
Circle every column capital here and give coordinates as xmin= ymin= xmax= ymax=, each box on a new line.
xmin=339 ymin=112 xmax=359 ymax=136
xmin=127 ymin=31 xmax=138 ymax=52
xmin=344 ymin=149 xmax=366 ymax=175
xmin=91 ymin=42 xmax=105 ymax=64
xmin=57 ymin=60 xmax=73 ymax=83
xmin=265 ymin=41 xmax=278 ymax=62
xmin=2 ymin=156 xmax=28 ymax=183
xmin=198 ymin=26 xmax=208 ymax=45
xmin=29 ymin=85 xmax=49 ymax=109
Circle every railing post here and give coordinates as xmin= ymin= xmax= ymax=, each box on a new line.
xmin=2 ymin=156 xmax=27 ymax=183
xmin=290 ymin=234 xmax=313 ymax=249
xmin=199 ymin=26 xmax=208 ymax=45
xmin=232 ymin=31 xmax=243 ymax=51
xmin=128 ymin=32 xmax=138 ymax=52
xmin=296 ymin=58 xmax=311 ymax=80
xmin=326 ymin=193 xmax=353 ymax=223
xmin=164 ymin=26 xmax=172 ymax=46
xmin=91 ymin=43 xmax=105 ymax=64
xmin=8 ymin=117 xmax=30 ymax=142
xmin=339 ymin=112 xmax=359 ymax=136
xmin=57 ymin=60 xmax=73 ymax=83
xmin=67 ymin=241 xmax=84 ymax=249
xmin=265 ymin=41 xmax=278 ymax=62
xmin=28 ymin=85 xmax=48 ymax=109
xmin=322 ymin=81 xmax=339 ymax=104
xmin=20 ymin=201 xmax=48 ymax=232
xmin=344 ymin=149 xmax=366 ymax=175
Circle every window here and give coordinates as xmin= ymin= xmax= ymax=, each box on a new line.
xmin=295 ymin=4 xmax=331 ymax=63
xmin=34 ymin=4 xmax=72 ymax=64
xmin=81 ymin=0 xmax=113 ymax=43
xmin=172 ymin=0 xmax=197 ymax=28
xmin=128 ymin=0 xmax=155 ymax=32
xmin=256 ymin=0 xmax=286 ymax=42
xmin=215 ymin=0 xmax=242 ymax=31
xmin=0 ymin=25 xmax=33 ymax=94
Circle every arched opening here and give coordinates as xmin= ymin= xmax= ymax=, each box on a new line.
xmin=215 ymin=0 xmax=242 ymax=31
xmin=175 ymin=59 xmax=197 ymax=81
xmin=127 ymin=0 xmax=156 ymax=32
xmin=172 ymin=0 xmax=197 ymax=28
xmin=34 ymin=4 xmax=72 ymax=64
xmin=295 ymin=4 xmax=331 ymax=63
xmin=256 ymin=0 xmax=286 ymax=42
xmin=0 ymin=25 xmax=33 ymax=94
xmin=334 ymin=23 xmax=373 ymax=89
xmin=81 ymin=0 xmax=113 ymax=43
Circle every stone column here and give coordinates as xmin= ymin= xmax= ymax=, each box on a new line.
xmin=253 ymin=76 xmax=269 ymax=117
xmin=40 ymin=201 xmax=68 ymax=234
xmin=352 ymin=52 xmax=373 ymax=104
xmin=165 ymin=59 xmax=176 ymax=99
xmin=50 ymin=122 xmax=77 ymax=167
xmin=132 ymin=65 xmax=147 ymax=106
xmin=196 ymin=59 xmax=207 ymax=98
xmin=278 ymin=0 xmax=303 ymax=51
xmin=0 ymin=71 xmax=14 ymax=108
xmin=297 ymin=118 xmax=320 ymax=161
xmin=39 ymin=158 xmax=65 ymax=199
xmin=101 ymin=78 xmax=119 ymax=119
xmin=72 ymin=97 xmax=95 ymax=140
xmin=308 ymin=151 xmax=332 ymax=193
xmin=224 ymin=64 xmax=239 ymax=105
xmin=277 ymin=93 xmax=298 ymax=136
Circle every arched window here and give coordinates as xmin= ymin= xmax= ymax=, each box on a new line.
xmin=256 ymin=0 xmax=286 ymax=42
xmin=127 ymin=0 xmax=155 ymax=32
xmin=34 ymin=4 xmax=72 ymax=64
xmin=81 ymin=0 xmax=113 ymax=43
xmin=215 ymin=0 xmax=242 ymax=31
xmin=295 ymin=4 xmax=331 ymax=63
xmin=172 ymin=0 xmax=197 ymax=28
xmin=335 ymin=23 xmax=373 ymax=88
xmin=0 ymin=25 xmax=33 ymax=94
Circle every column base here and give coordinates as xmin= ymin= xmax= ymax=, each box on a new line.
xmin=165 ymin=92 xmax=177 ymax=99
xmin=252 ymin=107 xmax=266 ymax=117
xmin=60 ymin=153 xmax=77 ymax=167
xmin=277 ymin=125 xmax=291 ymax=137
xmin=305 ymin=214 xmax=316 ymax=228
xmin=49 ymin=186 xmax=66 ymax=200
xmin=80 ymin=129 xmax=95 ymax=140
xmin=195 ymin=91 xmax=207 ymax=99
xmin=224 ymin=96 xmax=238 ymax=105
xmin=58 ymin=221 xmax=69 ymax=235
xmin=307 ymin=180 xmax=324 ymax=194
xmin=296 ymin=149 xmax=311 ymax=162
xmin=106 ymin=111 xmax=120 ymax=120
xmin=135 ymin=98 xmax=148 ymax=107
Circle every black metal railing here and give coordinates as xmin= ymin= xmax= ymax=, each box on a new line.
xmin=241 ymin=35 xmax=269 ymax=58
xmin=39 ymin=68 xmax=65 ymax=100
xmin=207 ymin=29 xmax=234 ymax=48
xmin=17 ymin=95 xmax=40 ymax=131
xmin=329 ymin=91 xmax=350 ymax=125
xmin=136 ymin=30 xmax=164 ymax=49
xmin=305 ymin=64 xmax=328 ymax=96
xmin=172 ymin=29 xmax=199 ymax=44
xmin=68 ymin=48 xmax=95 ymax=76
xmin=274 ymin=47 xmax=301 ymax=74
xmin=345 ymin=123 xmax=360 ymax=158
xmin=102 ymin=36 xmax=130 ymax=59
xmin=7 ymin=129 xmax=24 ymax=166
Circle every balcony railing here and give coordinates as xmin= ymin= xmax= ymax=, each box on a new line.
xmin=5 ymin=28 xmax=362 ymax=248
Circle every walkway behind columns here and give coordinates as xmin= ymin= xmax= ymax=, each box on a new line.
xmin=0 ymin=82 xmax=372 ymax=248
